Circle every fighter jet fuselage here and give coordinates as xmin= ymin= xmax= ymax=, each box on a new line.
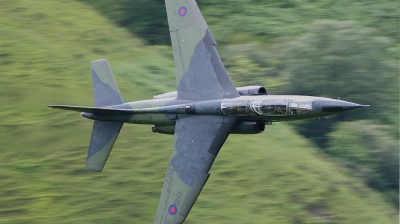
xmin=79 ymin=93 xmax=366 ymax=134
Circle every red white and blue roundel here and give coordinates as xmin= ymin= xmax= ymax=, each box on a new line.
xmin=169 ymin=204 xmax=178 ymax=215
xmin=178 ymin=6 xmax=187 ymax=17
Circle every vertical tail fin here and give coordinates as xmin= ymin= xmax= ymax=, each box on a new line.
xmin=86 ymin=59 xmax=124 ymax=171
xmin=91 ymin=59 xmax=124 ymax=107
xmin=85 ymin=121 xmax=123 ymax=171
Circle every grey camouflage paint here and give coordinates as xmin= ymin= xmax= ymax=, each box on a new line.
xmin=91 ymin=59 xmax=123 ymax=107
xmin=154 ymin=116 xmax=237 ymax=223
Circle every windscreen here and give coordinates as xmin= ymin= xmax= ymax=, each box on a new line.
xmin=289 ymin=101 xmax=312 ymax=115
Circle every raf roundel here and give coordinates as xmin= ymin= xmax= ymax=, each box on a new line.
xmin=168 ymin=204 xmax=178 ymax=215
xmin=178 ymin=6 xmax=187 ymax=17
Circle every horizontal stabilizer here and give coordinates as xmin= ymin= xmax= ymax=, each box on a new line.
xmin=48 ymin=105 xmax=133 ymax=115
xmin=86 ymin=120 xmax=123 ymax=171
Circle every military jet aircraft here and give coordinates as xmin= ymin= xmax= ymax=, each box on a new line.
xmin=49 ymin=0 xmax=368 ymax=223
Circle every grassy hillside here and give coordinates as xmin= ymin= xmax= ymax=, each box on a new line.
xmin=0 ymin=0 xmax=397 ymax=223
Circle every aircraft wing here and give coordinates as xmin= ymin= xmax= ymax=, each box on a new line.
xmin=166 ymin=0 xmax=239 ymax=101
xmin=154 ymin=115 xmax=237 ymax=223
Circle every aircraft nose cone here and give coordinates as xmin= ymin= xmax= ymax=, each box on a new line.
xmin=313 ymin=100 xmax=368 ymax=113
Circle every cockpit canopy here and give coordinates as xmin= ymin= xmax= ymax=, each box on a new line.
xmin=250 ymin=98 xmax=313 ymax=116
xmin=221 ymin=97 xmax=314 ymax=116
xmin=251 ymin=99 xmax=288 ymax=116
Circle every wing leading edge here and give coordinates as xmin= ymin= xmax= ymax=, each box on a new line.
xmin=154 ymin=115 xmax=237 ymax=224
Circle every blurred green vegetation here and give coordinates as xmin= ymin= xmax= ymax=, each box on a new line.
xmin=0 ymin=0 xmax=398 ymax=223
xmin=272 ymin=19 xmax=399 ymax=161
xmin=81 ymin=0 xmax=400 ymax=45
xmin=327 ymin=121 xmax=399 ymax=207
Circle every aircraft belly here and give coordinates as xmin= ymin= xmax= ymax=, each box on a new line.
xmin=129 ymin=113 xmax=176 ymax=126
